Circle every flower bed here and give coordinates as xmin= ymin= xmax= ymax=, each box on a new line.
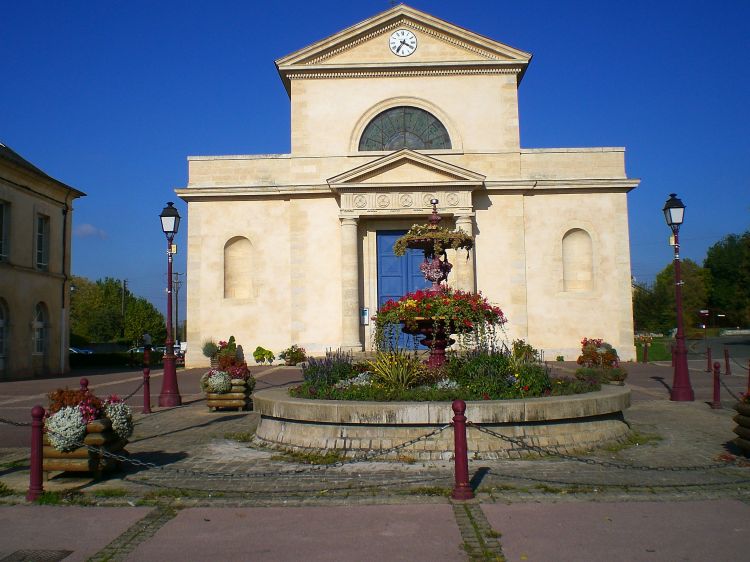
xmin=43 ymin=385 xmax=132 ymax=477
xmin=200 ymin=352 xmax=256 ymax=411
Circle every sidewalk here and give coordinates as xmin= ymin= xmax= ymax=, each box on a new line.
xmin=0 ymin=361 xmax=749 ymax=560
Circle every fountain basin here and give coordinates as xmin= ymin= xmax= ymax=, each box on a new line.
xmin=252 ymin=385 xmax=631 ymax=460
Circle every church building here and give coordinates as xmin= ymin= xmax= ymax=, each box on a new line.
xmin=177 ymin=5 xmax=639 ymax=367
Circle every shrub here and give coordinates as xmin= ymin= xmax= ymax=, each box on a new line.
xmin=368 ymin=351 xmax=426 ymax=390
xmin=202 ymin=340 xmax=219 ymax=358
xmin=575 ymin=367 xmax=628 ymax=384
xmin=202 ymin=370 xmax=232 ymax=394
xmin=302 ymin=349 xmax=355 ymax=386
xmin=253 ymin=346 xmax=275 ymax=364
xmin=279 ymin=344 xmax=306 ymax=366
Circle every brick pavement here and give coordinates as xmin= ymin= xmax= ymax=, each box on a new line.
xmin=1 ymin=361 xmax=750 ymax=560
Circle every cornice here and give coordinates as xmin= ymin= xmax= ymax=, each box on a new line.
xmin=285 ymin=64 xmax=524 ymax=82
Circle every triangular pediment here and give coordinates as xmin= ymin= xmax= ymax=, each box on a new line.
xmin=328 ymin=149 xmax=485 ymax=189
xmin=276 ymin=5 xmax=531 ymax=92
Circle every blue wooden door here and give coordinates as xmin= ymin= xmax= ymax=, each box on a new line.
xmin=376 ymin=230 xmax=431 ymax=349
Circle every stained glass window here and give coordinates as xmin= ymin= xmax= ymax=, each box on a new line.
xmin=359 ymin=106 xmax=451 ymax=151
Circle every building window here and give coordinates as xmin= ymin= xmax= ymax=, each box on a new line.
xmin=359 ymin=106 xmax=451 ymax=151
xmin=224 ymin=237 xmax=253 ymax=299
xmin=0 ymin=201 xmax=8 ymax=262
xmin=562 ymin=228 xmax=594 ymax=292
xmin=35 ymin=214 xmax=50 ymax=270
xmin=0 ymin=299 xmax=7 ymax=372
xmin=32 ymin=302 xmax=48 ymax=355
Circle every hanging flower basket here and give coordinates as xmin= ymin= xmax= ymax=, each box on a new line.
xmin=393 ymin=223 xmax=472 ymax=258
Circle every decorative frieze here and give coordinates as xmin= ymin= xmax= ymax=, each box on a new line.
xmin=339 ymin=189 xmax=472 ymax=217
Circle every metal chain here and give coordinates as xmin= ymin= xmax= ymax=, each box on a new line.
xmin=121 ymin=379 xmax=145 ymax=402
xmin=720 ymin=377 xmax=742 ymax=402
xmin=467 ymin=422 xmax=745 ymax=472
xmin=0 ymin=416 xmax=31 ymax=427
xmin=41 ymin=423 xmax=451 ymax=480
xmin=730 ymin=358 xmax=750 ymax=373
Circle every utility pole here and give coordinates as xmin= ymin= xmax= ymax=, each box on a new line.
xmin=173 ymin=272 xmax=183 ymax=344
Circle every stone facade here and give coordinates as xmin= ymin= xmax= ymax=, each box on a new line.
xmin=177 ymin=5 xmax=638 ymax=366
xmin=0 ymin=142 xmax=84 ymax=379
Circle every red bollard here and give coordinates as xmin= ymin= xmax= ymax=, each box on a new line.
xmin=143 ymin=348 xmax=152 ymax=414
xmin=711 ymin=362 xmax=721 ymax=409
xmin=643 ymin=344 xmax=649 ymax=363
xmin=80 ymin=378 xmax=89 ymax=392
xmin=706 ymin=347 xmax=712 ymax=373
xmin=724 ymin=348 xmax=731 ymax=376
xmin=671 ymin=344 xmax=675 ymax=367
xmin=747 ymin=359 xmax=750 ymax=396
xmin=451 ymin=399 xmax=474 ymax=500
xmin=26 ymin=405 xmax=45 ymax=501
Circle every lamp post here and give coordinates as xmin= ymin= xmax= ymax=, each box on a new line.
xmin=158 ymin=202 xmax=182 ymax=407
xmin=663 ymin=193 xmax=694 ymax=401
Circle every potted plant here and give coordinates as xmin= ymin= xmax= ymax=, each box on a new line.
xmin=575 ymin=338 xmax=628 ymax=385
xmin=279 ymin=344 xmax=306 ymax=366
xmin=201 ymin=345 xmax=256 ymax=411
xmin=202 ymin=340 xmax=219 ymax=368
xmin=253 ymin=346 xmax=275 ymax=365
xmin=43 ymin=383 xmax=133 ymax=477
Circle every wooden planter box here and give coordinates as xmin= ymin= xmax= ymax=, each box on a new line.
xmin=206 ymin=379 xmax=252 ymax=412
xmin=733 ymin=401 xmax=750 ymax=455
xmin=43 ymin=418 xmax=128 ymax=478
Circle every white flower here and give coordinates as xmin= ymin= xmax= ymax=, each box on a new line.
xmin=207 ymin=371 xmax=232 ymax=394
xmin=104 ymin=401 xmax=134 ymax=440
xmin=45 ymin=406 xmax=86 ymax=452
xmin=436 ymin=379 xmax=459 ymax=390
xmin=335 ymin=371 xmax=373 ymax=389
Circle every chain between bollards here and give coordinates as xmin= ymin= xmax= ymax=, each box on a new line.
xmin=706 ymin=347 xmax=712 ymax=373
xmin=724 ymin=348 xmax=732 ymax=376
xmin=451 ymin=399 xmax=473 ymax=500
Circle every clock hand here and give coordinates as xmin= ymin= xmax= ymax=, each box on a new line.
xmin=397 ymin=39 xmax=407 ymax=53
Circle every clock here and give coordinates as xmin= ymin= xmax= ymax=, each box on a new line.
xmin=389 ymin=29 xmax=417 ymax=57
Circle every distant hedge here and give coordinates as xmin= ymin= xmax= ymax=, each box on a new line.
xmin=69 ymin=352 xmax=164 ymax=369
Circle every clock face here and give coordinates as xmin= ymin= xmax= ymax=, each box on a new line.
xmin=389 ymin=29 xmax=417 ymax=57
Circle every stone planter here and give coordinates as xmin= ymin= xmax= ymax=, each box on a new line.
xmin=253 ymin=384 xmax=631 ymax=461
xmin=206 ymin=379 xmax=252 ymax=411
xmin=732 ymin=401 xmax=750 ymax=455
xmin=43 ymin=418 xmax=127 ymax=478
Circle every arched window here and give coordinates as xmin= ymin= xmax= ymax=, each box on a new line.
xmin=32 ymin=302 xmax=48 ymax=355
xmin=0 ymin=299 xmax=7 ymax=372
xmin=562 ymin=229 xmax=593 ymax=292
xmin=359 ymin=106 xmax=451 ymax=151
xmin=224 ymin=237 xmax=253 ymax=299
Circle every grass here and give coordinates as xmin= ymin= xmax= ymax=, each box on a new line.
xmin=635 ymin=339 xmax=672 ymax=362
xmin=399 ymin=486 xmax=451 ymax=497
xmin=271 ymin=450 xmax=344 ymax=465
xmin=601 ymin=430 xmax=662 ymax=453
xmin=0 ymin=458 xmax=28 ymax=470
xmin=35 ymin=490 xmax=91 ymax=505
xmin=0 ymin=481 xmax=15 ymax=496
xmin=92 ymin=488 xmax=128 ymax=498
xmin=224 ymin=432 xmax=254 ymax=443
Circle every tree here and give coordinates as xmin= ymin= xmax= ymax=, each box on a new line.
xmin=70 ymin=275 xmax=165 ymax=344
xmin=632 ymin=281 xmax=669 ymax=333
xmin=653 ymin=259 xmax=711 ymax=332
xmin=703 ymin=231 xmax=750 ymax=327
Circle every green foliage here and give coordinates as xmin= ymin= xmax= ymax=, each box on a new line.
xmin=368 ymin=351 xmax=427 ymax=390
xmin=70 ymin=275 xmax=165 ymax=345
xmin=279 ymin=344 xmax=306 ymax=365
xmin=392 ymin=223 xmax=473 ymax=257
xmin=302 ymin=349 xmax=356 ymax=386
xmin=704 ymin=231 xmax=750 ymax=327
xmin=575 ymin=367 xmax=628 ymax=384
xmin=252 ymin=346 xmax=275 ymax=364
xmin=655 ymin=259 xmax=710 ymax=332
xmin=202 ymin=340 xmax=219 ymax=358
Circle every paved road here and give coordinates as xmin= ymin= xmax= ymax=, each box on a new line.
xmin=1 ymin=361 xmax=749 ymax=560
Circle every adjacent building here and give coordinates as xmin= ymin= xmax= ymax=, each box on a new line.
xmin=0 ymin=142 xmax=85 ymax=378
xmin=177 ymin=5 xmax=639 ymax=366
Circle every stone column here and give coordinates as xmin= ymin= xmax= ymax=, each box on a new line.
xmin=340 ymin=217 xmax=362 ymax=351
xmin=454 ymin=215 xmax=476 ymax=293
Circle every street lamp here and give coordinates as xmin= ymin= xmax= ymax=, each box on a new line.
xmin=158 ymin=201 xmax=182 ymax=407
xmin=663 ymin=193 xmax=694 ymax=401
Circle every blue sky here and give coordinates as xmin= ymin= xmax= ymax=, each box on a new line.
xmin=2 ymin=0 xmax=748 ymax=315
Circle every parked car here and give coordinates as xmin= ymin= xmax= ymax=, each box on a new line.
xmin=69 ymin=347 xmax=93 ymax=354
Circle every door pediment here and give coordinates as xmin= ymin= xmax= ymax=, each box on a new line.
xmin=329 ymin=149 xmax=483 ymax=218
